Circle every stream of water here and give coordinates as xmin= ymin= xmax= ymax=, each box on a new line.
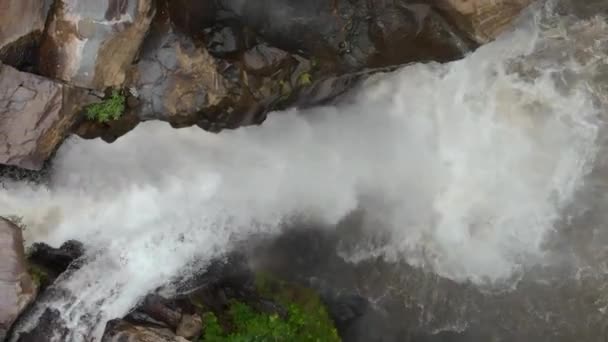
xmin=2 ymin=1 xmax=608 ymax=340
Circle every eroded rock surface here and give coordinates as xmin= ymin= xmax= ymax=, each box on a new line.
xmin=39 ymin=0 xmax=156 ymax=89
xmin=434 ymin=0 xmax=535 ymax=43
xmin=0 ymin=64 xmax=93 ymax=170
xmin=0 ymin=218 xmax=36 ymax=340
xmin=0 ymin=0 xmax=52 ymax=69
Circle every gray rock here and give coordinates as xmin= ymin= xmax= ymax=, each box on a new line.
xmin=0 ymin=63 xmax=93 ymax=170
xmin=39 ymin=0 xmax=156 ymax=89
xmin=0 ymin=217 xmax=37 ymax=340
xmin=129 ymin=27 xmax=242 ymax=127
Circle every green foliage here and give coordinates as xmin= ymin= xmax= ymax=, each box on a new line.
xmin=297 ymin=72 xmax=313 ymax=87
xmin=27 ymin=263 xmax=49 ymax=288
xmin=85 ymin=90 xmax=125 ymax=123
xmin=202 ymin=300 xmax=339 ymax=342
xmin=200 ymin=274 xmax=340 ymax=341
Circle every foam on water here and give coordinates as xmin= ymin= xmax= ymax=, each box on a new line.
xmin=3 ymin=2 xmax=608 ymax=341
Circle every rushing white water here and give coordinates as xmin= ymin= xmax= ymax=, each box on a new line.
xmin=3 ymin=2 xmax=608 ymax=341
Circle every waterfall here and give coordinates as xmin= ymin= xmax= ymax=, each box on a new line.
xmin=3 ymin=1 xmax=608 ymax=340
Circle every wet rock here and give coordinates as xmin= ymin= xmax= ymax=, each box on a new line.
xmin=129 ymin=26 xmax=254 ymax=128
xmin=27 ymin=240 xmax=84 ymax=283
xmin=140 ymin=294 xmax=182 ymax=329
xmin=102 ymin=320 xmax=188 ymax=342
xmin=367 ymin=3 xmax=474 ymax=67
xmin=243 ymin=44 xmax=292 ymax=76
xmin=39 ymin=0 xmax=156 ymax=89
xmin=0 ymin=218 xmax=37 ymax=340
xmin=167 ymin=0 xmax=223 ymax=35
xmin=434 ymin=0 xmax=535 ymax=43
xmin=176 ymin=314 xmax=202 ymax=340
xmin=0 ymin=63 xmax=94 ymax=170
xmin=205 ymin=23 xmax=255 ymax=58
xmin=74 ymin=109 xmax=140 ymax=143
xmin=12 ymin=308 xmax=69 ymax=342
xmin=124 ymin=311 xmax=170 ymax=329
xmin=217 ymin=0 xmax=470 ymax=71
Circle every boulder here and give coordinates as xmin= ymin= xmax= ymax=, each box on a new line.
xmin=0 ymin=0 xmax=52 ymax=69
xmin=39 ymin=0 xmax=156 ymax=89
xmin=433 ymin=0 xmax=535 ymax=43
xmin=127 ymin=9 xmax=271 ymax=131
xmin=0 ymin=63 xmax=94 ymax=170
xmin=176 ymin=314 xmax=202 ymax=340
xmin=102 ymin=320 xmax=189 ymax=342
xmin=0 ymin=217 xmax=37 ymax=340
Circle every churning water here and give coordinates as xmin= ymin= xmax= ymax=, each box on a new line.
xmin=3 ymin=1 xmax=608 ymax=340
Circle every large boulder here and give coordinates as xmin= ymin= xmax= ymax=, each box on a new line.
xmin=129 ymin=28 xmax=240 ymax=127
xmin=39 ymin=0 xmax=156 ymax=89
xmin=0 ymin=218 xmax=37 ymax=340
xmin=433 ymin=0 xmax=535 ymax=43
xmin=127 ymin=7 xmax=278 ymax=131
xmin=0 ymin=63 xmax=94 ymax=170
xmin=0 ymin=0 xmax=52 ymax=68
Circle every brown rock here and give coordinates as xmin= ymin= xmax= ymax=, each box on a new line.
xmin=176 ymin=314 xmax=202 ymax=340
xmin=129 ymin=27 xmax=248 ymax=127
xmin=140 ymin=294 xmax=181 ymax=329
xmin=0 ymin=217 xmax=37 ymax=340
xmin=102 ymin=320 xmax=189 ymax=342
xmin=433 ymin=0 xmax=535 ymax=43
xmin=39 ymin=0 xmax=156 ymax=89
xmin=0 ymin=63 xmax=93 ymax=170
xmin=0 ymin=0 xmax=53 ymax=68
xmin=243 ymin=44 xmax=292 ymax=76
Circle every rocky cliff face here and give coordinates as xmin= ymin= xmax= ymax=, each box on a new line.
xmin=0 ymin=0 xmax=53 ymax=70
xmin=0 ymin=0 xmax=533 ymax=171
xmin=0 ymin=218 xmax=36 ymax=340
xmin=0 ymin=63 xmax=95 ymax=170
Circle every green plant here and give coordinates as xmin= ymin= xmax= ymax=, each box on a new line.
xmin=202 ymin=300 xmax=340 ymax=342
xmin=200 ymin=274 xmax=340 ymax=341
xmin=85 ymin=90 xmax=125 ymax=123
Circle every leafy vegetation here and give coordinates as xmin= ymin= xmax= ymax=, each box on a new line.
xmin=200 ymin=274 xmax=340 ymax=341
xmin=85 ymin=89 xmax=125 ymax=123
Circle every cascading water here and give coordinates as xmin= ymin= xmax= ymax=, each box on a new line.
xmin=2 ymin=1 xmax=608 ymax=340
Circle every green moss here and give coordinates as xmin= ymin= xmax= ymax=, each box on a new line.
xmin=297 ymin=72 xmax=313 ymax=87
xmin=200 ymin=274 xmax=340 ymax=341
xmin=27 ymin=263 xmax=48 ymax=288
xmin=85 ymin=89 xmax=125 ymax=123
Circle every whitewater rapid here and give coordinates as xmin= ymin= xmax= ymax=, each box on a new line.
xmin=3 ymin=1 xmax=608 ymax=340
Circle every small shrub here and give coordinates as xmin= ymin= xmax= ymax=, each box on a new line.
xmin=85 ymin=90 xmax=125 ymax=123
xmin=202 ymin=300 xmax=340 ymax=342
